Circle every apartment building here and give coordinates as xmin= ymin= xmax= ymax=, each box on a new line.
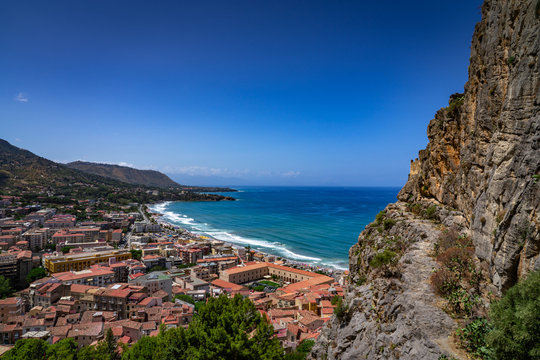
xmin=43 ymin=249 xmax=132 ymax=273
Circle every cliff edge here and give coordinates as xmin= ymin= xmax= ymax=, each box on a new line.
xmin=311 ymin=1 xmax=539 ymax=359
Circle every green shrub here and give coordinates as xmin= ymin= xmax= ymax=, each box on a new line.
xmin=252 ymin=285 xmax=265 ymax=292
xmin=130 ymin=249 xmax=142 ymax=260
xmin=486 ymin=270 xmax=540 ymax=360
xmin=383 ymin=218 xmax=396 ymax=230
xmin=446 ymin=94 xmax=464 ymax=116
xmin=375 ymin=210 xmax=386 ymax=225
xmin=447 ymin=288 xmax=479 ymax=316
xmin=26 ymin=267 xmax=47 ymax=284
xmin=431 ymin=268 xmax=460 ymax=296
xmin=369 ymin=250 xmax=397 ymax=268
xmin=408 ymin=202 xmax=423 ymax=215
xmin=431 ymin=242 xmax=479 ymax=316
xmin=424 ymin=205 xmax=437 ymax=219
xmin=61 ymin=246 xmax=73 ymax=254
xmin=457 ymin=317 xmax=494 ymax=359
xmin=356 ymin=274 xmax=367 ymax=286
xmin=438 ymin=355 xmax=458 ymax=360
xmin=333 ymin=297 xmax=348 ymax=322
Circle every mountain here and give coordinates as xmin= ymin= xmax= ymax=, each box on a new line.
xmin=312 ymin=1 xmax=539 ymax=359
xmin=66 ymin=161 xmax=237 ymax=192
xmin=66 ymin=161 xmax=180 ymax=188
xmin=0 ymin=139 xmax=235 ymax=202
xmin=0 ymin=139 xmax=125 ymax=190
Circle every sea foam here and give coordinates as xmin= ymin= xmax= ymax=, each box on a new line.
xmin=149 ymin=202 xmax=329 ymax=266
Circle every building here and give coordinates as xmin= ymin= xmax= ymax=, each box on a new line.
xmin=109 ymin=262 xmax=129 ymax=283
xmin=43 ymin=249 xmax=132 ymax=273
xmin=111 ymin=229 xmax=123 ymax=243
xmin=141 ymin=255 xmax=166 ymax=269
xmin=220 ymin=263 xmax=269 ymax=284
xmin=52 ymin=267 xmax=116 ymax=287
xmin=94 ymin=285 xmax=133 ymax=320
xmin=179 ymin=248 xmax=204 ymax=265
xmin=29 ymin=281 xmax=65 ymax=308
xmin=25 ymin=208 xmax=56 ymax=225
xmin=44 ymin=215 xmax=76 ymax=229
xmin=0 ymin=250 xmax=33 ymax=287
xmin=130 ymin=272 xmax=172 ymax=298
xmin=67 ymin=322 xmax=103 ymax=347
xmin=52 ymin=231 xmax=85 ymax=245
xmin=0 ymin=297 xmax=24 ymax=323
xmin=220 ymin=262 xmax=334 ymax=290
xmin=178 ymin=276 xmax=209 ymax=293
xmin=22 ymin=229 xmax=49 ymax=251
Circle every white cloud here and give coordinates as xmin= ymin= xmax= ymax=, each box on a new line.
xmin=165 ymin=166 xmax=250 ymax=177
xmin=14 ymin=138 xmax=21 ymax=142
xmin=117 ymin=161 xmax=134 ymax=168
xmin=15 ymin=92 xmax=28 ymax=103
xmin=281 ymin=171 xmax=301 ymax=177
xmin=164 ymin=166 xmax=301 ymax=179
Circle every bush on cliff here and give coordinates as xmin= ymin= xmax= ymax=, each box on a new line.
xmin=369 ymin=249 xmax=396 ymax=268
xmin=486 ymin=270 xmax=540 ymax=360
xmin=431 ymin=235 xmax=479 ymax=316
xmin=333 ymin=297 xmax=349 ymax=322
xmin=456 ymin=317 xmax=493 ymax=360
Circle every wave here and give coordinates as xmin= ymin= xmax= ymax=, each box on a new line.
xmin=149 ymin=203 xmax=346 ymax=266
xmin=151 ymin=202 xmax=170 ymax=214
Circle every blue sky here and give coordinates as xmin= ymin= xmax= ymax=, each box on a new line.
xmin=1 ymin=0 xmax=482 ymax=186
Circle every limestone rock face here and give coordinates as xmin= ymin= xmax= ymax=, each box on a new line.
xmin=312 ymin=1 xmax=539 ymax=358
xmin=399 ymin=0 xmax=540 ymax=291
xmin=311 ymin=203 xmax=465 ymax=360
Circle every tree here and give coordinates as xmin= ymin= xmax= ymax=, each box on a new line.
xmin=172 ymin=294 xmax=195 ymax=304
xmin=47 ymin=338 xmax=78 ymax=360
xmin=185 ymin=294 xmax=284 ymax=359
xmin=0 ymin=275 xmax=14 ymax=299
xmin=130 ymin=249 xmax=142 ymax=260
xmin=148 ymin=265 xmax=167 ymax=272
xmin=44 ymin=243 xmax=56 ymax=251
xmin=26 ymin=267 xmax=47 ymax=284
xmin=122 ymin=332 xmax=162 ymax=360
xmin=296 ymin=340 xmax=315 ymax=354
xmin=97 ymin=328 xmax=120 ymax=360
xmin=245 ymin=245 xmax=254 ymax=261
xmin=486 ymin=270 xmax=540 ymax=360
xmin=284 ymin=340 xmax=315 ymax=360
xmin=61 ymin=246 xmax=73 ymax=254
xmin=77 ymin=345 xmax=100 ymax=360
xmin=121 ymin=294 xmax=284 ymax=360
xmin=3 ymin=339 xmax=48 ymax=360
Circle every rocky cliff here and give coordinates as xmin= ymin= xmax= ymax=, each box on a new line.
xmin=311 ymin=1 xmax=539 ymax=359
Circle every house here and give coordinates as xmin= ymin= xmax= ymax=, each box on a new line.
xmin=67 ymin=322 xmax=103 ymax=347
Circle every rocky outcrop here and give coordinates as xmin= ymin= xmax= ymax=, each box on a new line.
xmin=399 ymin=0 xmax=540 ymax=292
xmin=312 ymin=203 xmax=470 ymax=360
xmin=312 ymin=1 xmax=539 ymax=358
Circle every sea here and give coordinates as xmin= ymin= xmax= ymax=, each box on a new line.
xmin=150 ymin=186 xmax=400 ymax=270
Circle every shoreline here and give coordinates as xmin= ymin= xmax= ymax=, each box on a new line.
xmin=147 ymin=201 xmax=348 ymax=276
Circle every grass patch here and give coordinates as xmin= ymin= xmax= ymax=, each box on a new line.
xmin=259 ymin=280 xmax=279 ymax=288
xmin=369 ymin=250 xmax=397 ymax=268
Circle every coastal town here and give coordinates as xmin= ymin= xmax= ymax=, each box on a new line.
xmin=0 ymin=194 xmax=347 ymax=356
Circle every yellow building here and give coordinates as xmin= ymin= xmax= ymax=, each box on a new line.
xmin=43 ymin=249 xmax=132 ymax=273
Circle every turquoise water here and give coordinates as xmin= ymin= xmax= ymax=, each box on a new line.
xmin=151 ymin=186 xmax=399 ymax=270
